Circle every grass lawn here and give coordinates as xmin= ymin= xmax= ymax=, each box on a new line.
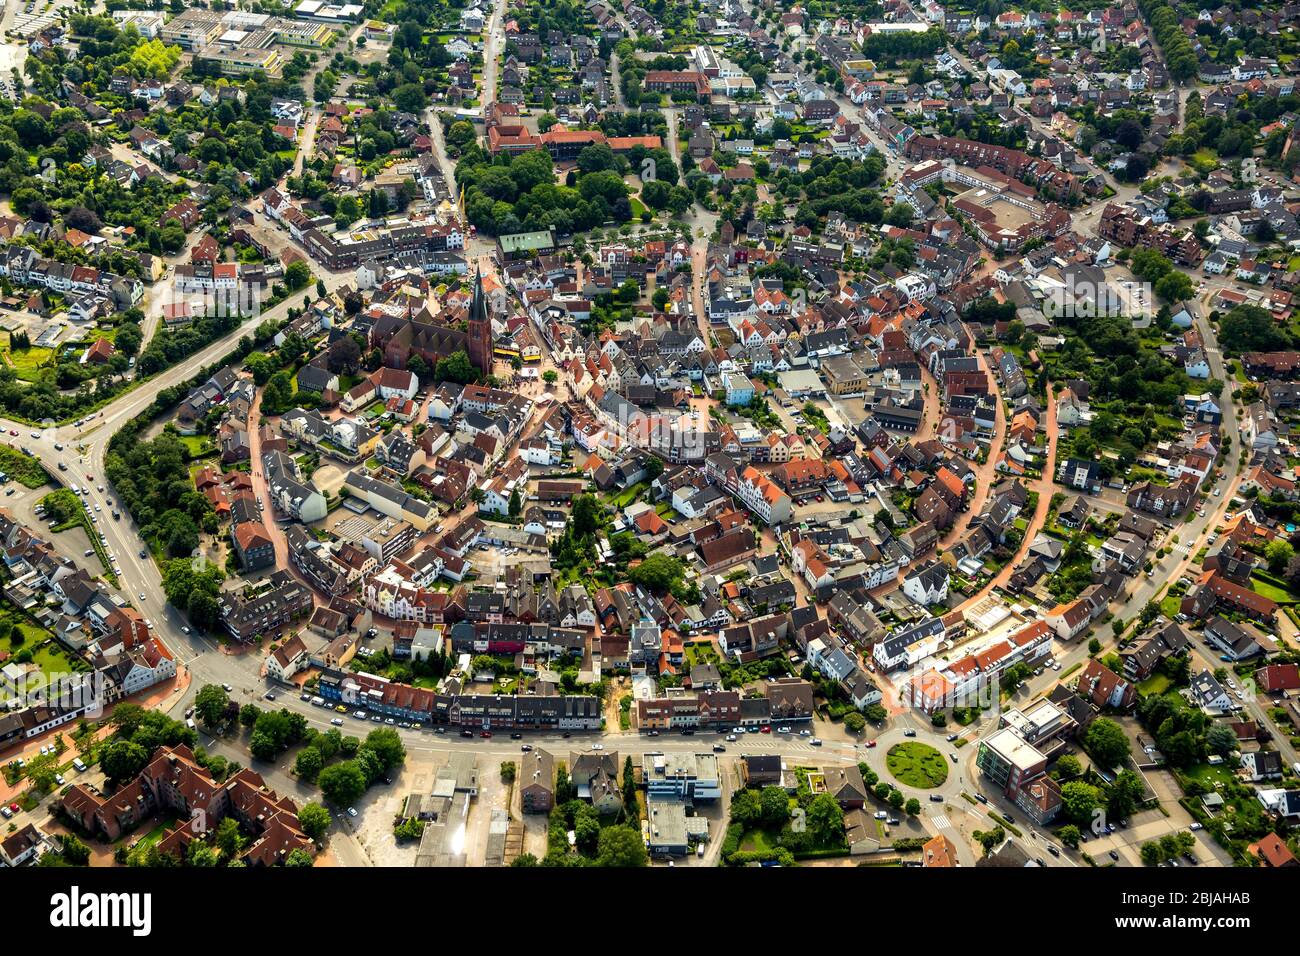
xmin=886 ymin=742 xmax=949 ymax=789
xmin=131 ymin=814 xmax=183 ymax=850
xmin=6 ymin=346 xmax=54 ymax=381
xmin=1183 ymin=762 xmax=1234 ymax=789
xmin=1159 ymin=594 xmax=1181 ymax=619
xmin=1250 ymin=572 xmax=1296 ymax=605
xmin=683 ymin=641 xmax=719 ymax=667
xmin=0 ymin=608 xmax=82 ymax=680
xmin=739 ymin=827 xmax=780 ymax=853
xmin=1137 ymin=672 xmax=1172 ymax=696
xmin=179 ymin=435 xmax=216 ymax=458
xmin=608 ymin=482 xmax=648 ymax=508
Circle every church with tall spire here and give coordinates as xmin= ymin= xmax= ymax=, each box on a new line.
xmin=466 ymin=266 xmax=493 ymax=374
xmin=368 ymin=265 xmax=495 ymax=375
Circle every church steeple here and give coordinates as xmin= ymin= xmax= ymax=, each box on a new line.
xmin=470 ymin=265 xmax=488 ymax=326
xmin=467 ymin=264 xmax=492 ymax=374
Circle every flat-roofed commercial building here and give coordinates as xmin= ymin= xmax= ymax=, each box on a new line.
xmin=975 ymin=726 xmax=1047 ymax=797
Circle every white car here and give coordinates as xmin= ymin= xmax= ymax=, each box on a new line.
xmin=590 ymin=743 xmax=604 ymax=750
xmin=347 ymin=807 xmax=358 ymax=818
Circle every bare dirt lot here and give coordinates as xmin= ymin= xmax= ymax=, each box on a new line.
xmin=345 ymin=756 xmax=434 ymax=867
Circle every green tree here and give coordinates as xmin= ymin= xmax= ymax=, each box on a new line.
xmin=1054 ymin=754 xmax=1083 ymax=781
xmin=805 ymin=792 xmax=845 ymax=846
xmin=1264 ymin=540 xmax=1294 ymax=574
xmin=1106 ymin=770 xmax=1145 ymax=822
xmin=194 ymin=684 xmax=230 ymax=727
xmin=361 ymin=727 xmax=406 ymax=772
xmin=294 ymin=747 xmax=324 ymax=782
xmin=298 ymin=802 xmax=332 ymax=841
xmin=99 ymin=739 xmax=149 ymax=781
xmin=318 ymin=761 xmax=367 ymax=806
xmin=284 ymin=260 xmax=312 ymax=291
xmin=214 ymin=817 xmax=246 ymax=859
xmin=1060 ymin=781 xmax=1101 ymax=826
xmin=435 ymin=350 xmax=478 ymax=384
xmin=1206 ymin=723 xmax=1237 ymax=756
xmin=760 ymin=786 xmax=791 ymax=826
xmin=1084 ymin=717 xmax=1130 ymax=769
xmin=595 ymin=825 xmax=648 ymax=867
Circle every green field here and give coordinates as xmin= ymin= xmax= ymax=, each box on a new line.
xmin=6 ymin=347 xmax=53 ymax=382
xmin=886 ymin=742 xmax=949 ymax=789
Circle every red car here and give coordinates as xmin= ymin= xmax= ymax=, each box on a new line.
xmin=7 ymin=803 xmax=17 ymax=813
xmin=866 ymin=740 xmax=877 ymax=748
xmin=760 ymin=726 xmax=771 ymax=734
xmin=479 ymin=731 xmax=492 ymax=738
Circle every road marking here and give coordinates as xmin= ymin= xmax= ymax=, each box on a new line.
xmin=931 ymin=814 xmax=951 ymax=829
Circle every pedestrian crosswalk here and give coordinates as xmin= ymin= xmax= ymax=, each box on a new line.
xmin=932 ymin=814 xmax=951 ymax=830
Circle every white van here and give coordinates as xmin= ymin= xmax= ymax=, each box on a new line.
xmin=71 ymin=757 xmax=87 ymax=772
